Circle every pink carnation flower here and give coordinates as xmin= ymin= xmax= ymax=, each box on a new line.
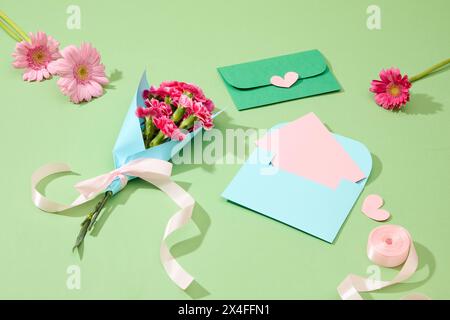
xmin=149 ymin=81 xmax=183 ymax=104
xmin=137 ymin=80 xmax=214 ymax=141
xmin=194 ymin=105 xmax=213 ymax=130
xmin=179 ymin=94 xmax=193 ymax=109
xmin=12 ymin=31 xmax=61 ymax=82
xmin=370 ymin=68 xmax=412 ymax=110
xmin=136 ymin=98 xmax=172 ymax=118
xmin=180 ymin=82 xmax=206 ymax=100
xmin=153 ymin=116 xmax=186 ymax=141
xmin=149 ymin=85 xmax=171 ymax=99
xmin=136 ymin=106 xmax=153 ymax=118
xmin=204 ymin=98 xmax=215 ymax=112
xmin=148 ymin=81 xmax=210 ymax=108
xmin=184 ymin=101 xmax=214 ymax=130
xmin=145 ymin=98 xmax=172 ymax=117
xmin=48 ymin=43 xmax=109 ymax=104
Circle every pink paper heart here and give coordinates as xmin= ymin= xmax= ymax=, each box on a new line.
xmin=270 ymin=71 xmax=299 ymax=88
xmin=362 ymin=194 xmax=391 ymax=222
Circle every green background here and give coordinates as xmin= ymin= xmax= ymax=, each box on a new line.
xmin=0 ymin=0 xmax=449 ymax=299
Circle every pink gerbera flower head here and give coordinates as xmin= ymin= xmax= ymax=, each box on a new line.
xmin=370 ymin=68 xmax=412 ymax=110
xmin=48 ymin=43 xmax=109 ymax=104
xmin=12 ymin=31 xmax=61 ymax=82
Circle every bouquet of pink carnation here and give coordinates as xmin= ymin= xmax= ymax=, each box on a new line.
xmin=136 ymin=81 xmax=215 ymax=148
xmin=68 ymin=80 xmax=216 ymax=250
xmin=32 ymin=72 xmax=218 ymax=289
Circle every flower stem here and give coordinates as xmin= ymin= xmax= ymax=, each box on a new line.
xmin=148 ymin=131 xmax=167 ymax=147
xmin=172 ymin=107 xmax=186 ymax=124
xmin=148 ymin=107 xmax=186 ymax=148
xmin=0 ymin=19 xmax=21 ymax=42
xmin=144 ymin=117 xmax=157 ymax=148
xmin=179 ymin=115 xmax=196 ymax=130
xmin=73 ymin=191 xmax=112 ymax=251
xmin=409 ymin=58 xmax=450 ymax=83
xmin=0 ymin=10 xmax=30 ymax=42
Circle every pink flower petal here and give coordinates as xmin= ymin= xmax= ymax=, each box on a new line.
xmin=23 ymin=69 xmax=37 ymax=81
xmin=370 ymin=68 xmax=412 ymax=110
xmin=11 ymin=31 xmax=61 ymax=81
xmin=51 ymin=43 xmax=108 ymax=103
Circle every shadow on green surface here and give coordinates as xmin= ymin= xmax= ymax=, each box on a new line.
xmin=104 ymin=69 xmax=123 ymax=90
xmin=90 ymin=178 xmax=195 ymax=239
xmin=379 ymin=242 xmax=435 ymax=294
xmin=401 ymin=93 xmax=443 ymax=115
xmin=171 ymin=110 xmax=257 ymax=177
xmin=323 ymin=54 xmax=345 ymax=94
xmin=89 ymin=179 xmax=155 ymax=238
xmin=366 ymin=153 xmax=382 ymax=186
xmin=87 ymin=179 xmax=212 ymax=298
xmin=185 ymin=280 xmax=210 ymax=300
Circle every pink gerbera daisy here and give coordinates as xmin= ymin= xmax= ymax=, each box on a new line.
xmin=12 ymin=31 xmax=61 ymax=82
xmin=370 ymin=68 xmax=412 ymax=110
xmin=48 ymin=43 xmax=109 ymax=104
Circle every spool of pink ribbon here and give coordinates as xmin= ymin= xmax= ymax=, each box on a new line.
xmin=338 ymin=225 xmax=430 ymax=300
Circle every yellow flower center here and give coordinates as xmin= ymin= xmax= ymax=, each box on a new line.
xmin=31 ymin=49 xmax=46 ymax=65
xmin=76 ymin=65 xmax=89 ymax=81
xmin=388 ymin=84 xmax=401 ymax=97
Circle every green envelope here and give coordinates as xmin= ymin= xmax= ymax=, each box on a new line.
xmin=217 ymin=50 xmax=341 ymax=110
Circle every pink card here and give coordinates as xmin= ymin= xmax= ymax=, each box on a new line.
xmin=256 ymin=113 xmax=366 ymax=189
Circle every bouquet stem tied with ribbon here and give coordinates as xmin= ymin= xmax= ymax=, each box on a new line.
xmin=73 ymin=191 xmax=112 ymax=251
xmin=72 ymin=77 xmax=215 ymax=251
xmin=32 ymin=72 xmax=218 ymax=290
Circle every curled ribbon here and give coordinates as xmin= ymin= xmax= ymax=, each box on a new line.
xmin=337 ymin=225 xmax=429 ymax=300
xmin=31 ymin=158 xmax=195 ymax=290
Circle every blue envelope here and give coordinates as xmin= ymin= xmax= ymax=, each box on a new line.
xmin=222 ymin=126 xmax=372 ymax=243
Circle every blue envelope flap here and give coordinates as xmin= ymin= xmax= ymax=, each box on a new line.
xmin=218 ymin=50 xmax=327 ymax=89
xmin=222 ymin=133 xmax=372 ymax=243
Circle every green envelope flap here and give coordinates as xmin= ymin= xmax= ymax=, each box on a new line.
xmin=218 ymin=50 xmax=327 ymax=89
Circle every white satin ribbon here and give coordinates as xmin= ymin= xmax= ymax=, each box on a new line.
xmin=337 ymin=225 xmax=429 ymax=300
xmin=31 ymin=158 xmax=195 ymax=290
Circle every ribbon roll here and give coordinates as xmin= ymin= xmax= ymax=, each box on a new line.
xmin=31 ymin=158 xmax=195 ymax=290
xmin=368 ymin=225 xmax=410 ymax=268
xmin=338 ymin=225 xmax=429 ymax=300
